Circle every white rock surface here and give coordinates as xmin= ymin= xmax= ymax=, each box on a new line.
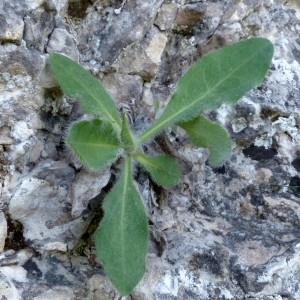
xmin=0 ymin=213 xmax=7 ymax=253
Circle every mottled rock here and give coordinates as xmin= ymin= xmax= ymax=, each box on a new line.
xmin=0 ymin=265 xmax=27 ymax=283
xmin=33 ymin=287 xmax=75 ymax=300
xmin=87 ymin=274 xmax=119 ymax=300
xmin=176 ymin=4 xmax=205 ymax=26
xmin=0 ymin=213 xmax=7 ymax=253
xmin=9 ymin=161 xmax=80 ymax=251
xmin=77 ymin=0 xmax=164 ymax=65
xmin=0 ymin=271 xmax=21 ymax=300
xmin=155 ymin=3 xmax=178 ymax=31
xmin=0 ymin=11 xmax=24 ymax=43
xmin=115 ymin=28 xmax=167 ymax=81
xmin=71 ymin=168 xmax=111 ymax=218
xmin=23 ymin=9 xmax=55 ymax=51
xmin=47 ymin=28 xmax=79 ymax=60
xmin=102 ymin=73 xmax=144 ymax=105
xmin=24 ymin=0 xmax=45 ymax=11
xmin=1 ymin=0 xmax=300 ymax=299
xmin=0 ymin=46 xmax=44 ymax=79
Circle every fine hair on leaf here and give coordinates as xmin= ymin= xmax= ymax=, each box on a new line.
xmin=49 ymin=37 xmax=274 ymax=295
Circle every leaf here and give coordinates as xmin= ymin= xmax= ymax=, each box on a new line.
xmin=95 ymin=157 xmax=149 ymax=295
xmin=49 ymin=53 xmax=122 ymax=132
xmin=138 ymin=38 xmax=274 ymax=144
xmin=135 ymin=153 xmax=180 ymax=187
xmin=120 ymin=113 xmax=136 ymax=151
xmin=180 ymin=115 xmax=232 ymax=167
xmin=66 ymin=119 xmax=121 ymax=171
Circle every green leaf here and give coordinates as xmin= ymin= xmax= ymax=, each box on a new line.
xmin=135 ymin=153 xmax=180 ymax=187
xmin=138 ymin=38 xmax=274 ymax=144
xmin=120 ymin=113 xmax=135 ymax=151
xmin=180 ymin=115 xmax=232 ymax=167
xmin=49 ymin=53 xmax=122 ymax=132
xmin=95 ymin=157 xmax=149 ymax=295
xmin=66 ymin=119 xmax=121 ymax=171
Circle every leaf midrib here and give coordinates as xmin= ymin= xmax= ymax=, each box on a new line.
xmin=138 ymin=43 xmax=268 ymax=144
xmin=57 ymin=57 xmax=121 ymax=131
xmin=138 ymin=155 xmax=169 ymax=173
xmin=71 ymin=141 xmax=119 ymax=148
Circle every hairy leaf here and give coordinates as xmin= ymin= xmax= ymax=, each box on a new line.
xmin=135 ymin=153 xmax=180 ymax=187
xmin=121 ymin=113 xmax=135 ymax=151
xmin=180 ymin=115 xmax=232 ymax=167
xmin=138 ymin=38 xmax=274 ymax=144
xmin=49 ymin=53 xmax=122 ymax=132
xmin=96 ymin=158 xmax=148 ymax=295
xmin=67 ymin=119 xmax=120 ymax=171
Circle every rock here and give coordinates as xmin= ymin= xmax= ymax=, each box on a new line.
xmin=0 ymin=265 xmax=27 ymax=283
xmin=44 ymin=0 xmax=68 ymax=13
xmin=0 ymin=213 xmax=7 ymax=253
xmin=87 ymin=274 xmax=118 ymax=300
xmin=0 ymin=11 xmax=24 ymax=44
xmin=0 ymin=271 xmax=22 ymax=300
xmin=77 ymin=0 xmax=164 ymax=65
xmin=23 ymin=9 xmax=55 ymax=51
xmin=0 ymin=46 xmax=44 ymax=79
xmin=155 ymin=3 xmax=178 ymax=31
xmin=71 ymin=168 xmax=111 ymax=218
xmin=33 ymin=287 xmax=75 ymax=300
xmin=1 ymin=0 xmax=300 ymax=298
xmin=8 ymin=159 xmax=111 ymax=252
xmin=115 ymin=27 xmax=167 ymax=81
xmin=175 ymin=4 xmax=205 ymax=26
xmin=102 ymin=73 xmax=144 ymax=104
xmin=47 ymin=28 xmax=79 ymax=60
xmin=9 ymin=161 xmax=79 ymax=251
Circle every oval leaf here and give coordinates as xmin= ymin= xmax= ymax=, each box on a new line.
xmin=138 ymin=38 xmax=274 ymax=143
xmin=66 ymin=119 xmax=121 ymax=171
xmin=49 ymin=53 xmax=121 ymax=131
xmin=96 ymin=158 xmax=149 ymax=295
xmin=180 ymin=115 xmax=232 ymax=167
xmin=135 ymin=153 xmax=180 ymax=187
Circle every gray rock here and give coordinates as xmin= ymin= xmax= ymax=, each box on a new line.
xmin=155 ymin=3 xmax=178 ymax=31
xmin=1 ymin=0 xmax=300 ymax=298
xmin=0 ymin=11 xmax=24 ymax=44
xmin=9 ymin=161 xmax=80 ymax=251
xmin=77 ymin=0 xmax=164 ymax=65
xmin=23 ymin=9 xmax=55 ymax=51
xmin=47 ymin=28 xmax=79 ymax=60
xmin=114 ymin=27 xmax=168 ymax=81
xmin=33 ymin=287 xmax=75 ymax=300
xmin=71 ymin=168 xmax=111 ymax=218
xmin=0 ymin=212 xmax=7 ymax=253
xmin=0 ymin=272 xmax=22 ymax=299
xmin=102 ymin=73 xmax=144 ymax=105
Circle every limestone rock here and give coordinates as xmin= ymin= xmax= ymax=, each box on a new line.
xmin=0 ymin=213 xmax=7 ymax=253
xmin=33 ymin=287 xmax=75 ymax=300
xmin=175 ymin=4 xmax=205 ymax=26
xmin=155 ymin=4 xmax=178 ymax=31
xmin=47 ymin=28 xmax=79 ymax=60
xmin=102 ymin=73 xmax=144 ymax=104
xmin=115 ymin=28 xmax=168 ymax=81
xmin=23 ymin=9 xmax=55 ymax=52
xmin=9 ymin=161 xmax=79 ymax=251
xmin=0 ymin=0 xmax=300 ymax=298
xmin=71 ymin=168 xmax=111 ymax=218
xmin=0 ymin=11 xmax=24 ymax=44
xmin=0 ymin=271 xmax=21 ymax=300
xmin=77 ymin=0 xmax=164 ymax=65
